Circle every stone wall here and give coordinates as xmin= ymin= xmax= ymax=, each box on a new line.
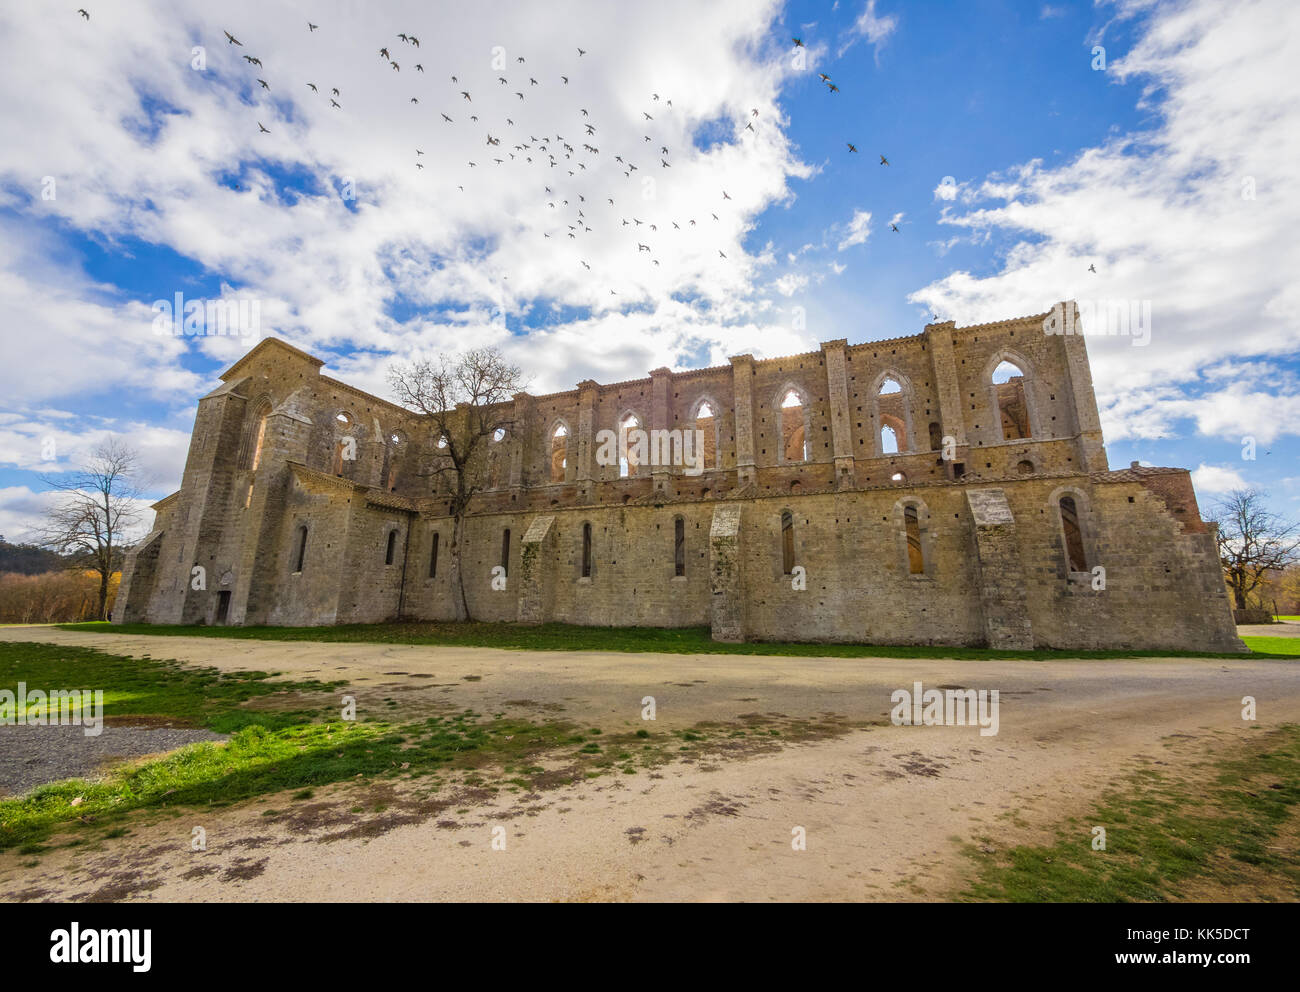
xmin=113 ymin=304 xmax=1245 ymax=653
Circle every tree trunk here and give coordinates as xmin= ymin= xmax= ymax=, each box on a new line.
xmin=451 ymin=511 xmax=472 ymax=622
xmin=97 ymin=569 xmax=110 ymax=621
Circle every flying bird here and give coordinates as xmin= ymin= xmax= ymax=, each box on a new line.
xmin=1088 ymin=264 xmax=1097 ymax=273
xmin=332 ymin=87 xmax=339 ymax=96
xmin=461 ymin=91 xmax=472 ymax=100
xmin=792 ymin=37 xmax=804 ymax=47
xmin=410 ymin=97 xmax=418 ymax=103
xmin=242 ymin=55 xmax=261 ymax=66
xmin=379 ymin=47 xmax=389 ymax=59
xmin=561 ymin=75 xmax=568 ymax=84
xmin=719 ymin=250 xmax=727 ymax=258
xmin=643 ymin=112 xmax=653 ymax=120
xmin=257 ymin=78 xmax=269 ymax=89
xmin=307 ymin=83 xmax=317 ymax=91
xmin=441 ymin=113 xmax=452 ymax=122
xmin=879 ymin=155 xmax=890 ymax=165
xmin=847 ymin=143 xmax=858 ymax=153
xmin=415 ymin=64 xmax=424 ymax=72
xmin=826 ymin=82 xmax=839 ymax=93
xmin=891 ymin=223 xmax=900 ymax=233
xmin=722 ymin=190 xmax=731 ymax=199
xmin=78 ymin=8 xmax=89 ymax=19
xmin=308 ymin=22 xmax=317 ymax=32
xmin=224 ymin=30 xmax=242 ymax=45
xmin=330 ymin=99 xmax=340 ymax=108
xmin=818 ymin=73 xmax=831 ymax=83
xmin=257 ymin=121 xmax=270 ymax=133
xmin=577 ymin=47 xmax=586 ymax=56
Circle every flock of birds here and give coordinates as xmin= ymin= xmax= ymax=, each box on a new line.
xmin=203 ymin=20 xmax=858 ymax=281
xmin=74 ymin=13 xmax=1110 ymax=289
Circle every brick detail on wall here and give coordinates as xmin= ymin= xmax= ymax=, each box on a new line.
xmin=966 ymin=488 xmax=1034 ymax=650
xmin=710 ymin=503 xmax=744 ymax=642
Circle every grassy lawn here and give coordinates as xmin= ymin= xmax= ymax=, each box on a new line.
xmin=0 ymin=640 xmax=838 ymax=852
xmin=1 ymin=642 xmax=341 ymax=733
xmin=960 ymin=724 xmax=1300 ymax=901
xmin=1239 ymin=636 xmax=1300 ymax=656
xmin=54 ymin=619 xmax=1300 ymax=659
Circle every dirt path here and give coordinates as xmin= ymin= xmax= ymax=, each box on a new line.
xmin=1 ymin=627 xmax=1296 ymax=901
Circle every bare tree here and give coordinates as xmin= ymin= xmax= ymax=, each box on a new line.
xmin=38 ymin=438 xmax=144 ymax=621
xmin=388 ymin=348 xmax=525 ymax=621
xmin=1208 ymin=488 xmax=1300 ymax=611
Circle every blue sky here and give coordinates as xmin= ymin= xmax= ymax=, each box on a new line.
xmin=0 ymin=0 xmax=1296 ymax=539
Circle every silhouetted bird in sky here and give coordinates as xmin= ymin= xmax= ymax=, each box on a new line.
xmin=880 ymin=155 xmax=890 ymax=165
xmin=847 ymin=143 xmax=858 ymax=153
xmin=258 ymin=121 xmax=269 ymax=133
xmin=224 ymin=30 xmax=241 ymax=45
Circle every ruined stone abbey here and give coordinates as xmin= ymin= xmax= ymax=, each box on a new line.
xmin=115 ymin=301 xmax=1244 ymax=652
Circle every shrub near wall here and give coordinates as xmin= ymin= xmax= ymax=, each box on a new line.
xmin=0 ymin=571 xmax=120 ymax=623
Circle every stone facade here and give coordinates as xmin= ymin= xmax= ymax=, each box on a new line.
xmin=114 ymin=302 xmax=1245 ymax=652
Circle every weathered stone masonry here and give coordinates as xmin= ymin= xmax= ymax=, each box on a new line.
xmin=115 ymin=301 xmax=1245 ymax=652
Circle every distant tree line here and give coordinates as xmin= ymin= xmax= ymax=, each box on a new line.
xmin=0 ymin=537 xmax=68 ymax=575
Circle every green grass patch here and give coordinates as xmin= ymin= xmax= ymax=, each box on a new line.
xmin=55 ymin=620 xmax=1297 ymax=660
xmin=960 ymin=725 xmax=1300 ymax=902
xmin=1239 ymin=636 xmax=1300 ymax=657
xmin=0 ymin=641 xmax=343 ymax=732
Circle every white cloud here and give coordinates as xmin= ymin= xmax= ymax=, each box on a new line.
xmin=0 ymin=0 xmax=817 ymax=412
xmin=907 ymin=0 xmax=1300 ymax=447
xmin=838 ymin=209 xmax=872 ymax=250
xmin=839 ymin=1 xmax=899 ymax=59
xmin=772 ymin=273 xmax=809 ymax=297
xmin=1192 ymin=463 xmax=1248 ymax=495
xmin=933 ymin=178 xmax=959 ymax=201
